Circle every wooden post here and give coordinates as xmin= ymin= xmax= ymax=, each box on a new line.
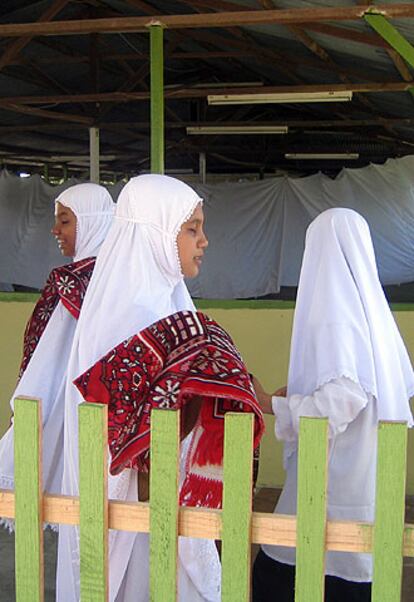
xmin=89 ymin=126 xmax=100 ymax=183
xmin=295 ymin=417 xmax=328 ymax=602
xmin=149 ymin=409 xmax=180 ymax=601
xmin=14 ymin=397 xmax=44 ymax=602
xmin=199 ymin=152 xmax=206 ymax=183
xmin=221 ymin=413 xmax=254 ymax=602
xmin=372 ymin=421 xmax=407 ymax=602
xmin=150 ymin=25 xmax=164 ymax=174
xmin=79 ymin=402 xmax=108 ymax=602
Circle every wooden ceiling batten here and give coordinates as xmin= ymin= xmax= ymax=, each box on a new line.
xmin=0 ymin=0 xmax=71 ymax=71
xmin=0 ymin=6 xmax=414 ymax=38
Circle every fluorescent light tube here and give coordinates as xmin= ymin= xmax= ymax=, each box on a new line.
xmin=186 ymin=125 xmax=288 ymax=135
xmin=285 ymin=153 xmax=359 ymax=160
xmin=208 ymin=91 xmax=353 ymax=105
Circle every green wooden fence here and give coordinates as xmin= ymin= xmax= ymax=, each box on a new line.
xmin=1 ymin=396 xmax=414 ymax=601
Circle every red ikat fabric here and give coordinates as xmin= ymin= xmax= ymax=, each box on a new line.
xmin=19 ymin=257 xmax=96 ymax=377
xmin=74 ymin=310 xmax=264 ymax=509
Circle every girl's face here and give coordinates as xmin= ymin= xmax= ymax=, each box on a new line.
xmin=177 ymin=203 xmax=208 ymax=278
xmin=51 ymin=201 xmax=77 ymax=256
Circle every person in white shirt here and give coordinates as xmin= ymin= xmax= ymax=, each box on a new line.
xmin=252 ymin=207 xmax=414 ymax=602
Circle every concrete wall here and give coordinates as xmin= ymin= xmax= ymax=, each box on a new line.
xmin=1 ymin=298 xmax=413 ymax=493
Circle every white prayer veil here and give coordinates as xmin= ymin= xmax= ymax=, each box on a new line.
xmin=55 ymin=182 xmax=114 ymax=260
xmin=288 ymin=207 xmax=414 ymax=426
xmin=58 ymin=175 xmax=217 ymax=602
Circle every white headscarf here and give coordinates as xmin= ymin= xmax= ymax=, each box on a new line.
xmin=55 ymin=182 xmax=114 ymax=261
xmin=288 ymin=207 xmax=414 ymax=425
xmin=58 ymin=175 xmax=206 ymax=601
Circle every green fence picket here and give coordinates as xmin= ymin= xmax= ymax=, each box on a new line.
xmin=221 ymin=412 xmax=254 ymax=602
xmin=295 ymin=417 xmax=328 ymax=602
xmin=372 ymin=421 xmax=407 ymax=602
xmin=149 ymin=409 xmax=180 ymax=602
xmin=14 ymin=396 xmax=44 ymax=602
xmin=79 ymin=402 xmax=108 ymax=602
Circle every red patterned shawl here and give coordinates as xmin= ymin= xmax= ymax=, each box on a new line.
xmin=74 ymin=310 xmax=265 ymax=509
xmin=19 ymin=257 xmax=96 ymax=377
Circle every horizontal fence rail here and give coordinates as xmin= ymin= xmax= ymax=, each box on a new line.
xmin=0 ymin=397 xmax=413 ymax=602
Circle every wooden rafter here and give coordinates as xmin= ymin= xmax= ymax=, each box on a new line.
xmin=387 ymin=48 xmax=413 ymax=82
xmin=24 ymin=59 xmax=75 ymax=96
xmin=1 ymin=5 xmax=414 ymax=38
xmin=1 ymin=116 xmax=414 ymax=132
xmin=178 ymin=1 xmax=278 ymax=90
xmin=302 ymin=22 xmax=389 ymax=48
xmin=1 ymin=103 xmax=93 ymax=125
xmin=0 ymin=47 xmax=393 ymax=82
xmin=0 ymin=0 xmax=71 ymax=71
xmin=1 ymin=80 xmax=412 ymax=106
xmin=256 ymin=0 xmax=391 ymax=123
xmin=258 ymin=0 xmax=349 ymax=78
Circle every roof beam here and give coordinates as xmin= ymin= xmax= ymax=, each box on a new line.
xmin=0 ymin=0 xmax=71 ymax=70
xmin=2 ymin=117 xmax=414 ymax=132
xmin=1 ymin=5 xmax=414 ymax=37
xmin=1 ymin=81 xmax=413 ymax=106
xmin=1 ymin=103 xmax=93 ymax=124
xmin=301 ymin=22 xmax=389 ymax=48
xmin=257 ymin=0 xmax=377 ymax=117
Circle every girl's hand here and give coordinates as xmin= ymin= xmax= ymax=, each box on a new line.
xmin=273 ymin=386 xmax=287 ymax=397
xmin=252 ymin=376 xmax=274 ymax=415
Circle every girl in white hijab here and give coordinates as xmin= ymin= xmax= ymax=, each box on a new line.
xmin=253 ymin=208 xmax=414 ymax=602
xmin=0 ymin=183 xmax=114 ymax=521
xmin=53 ymin=182 xmax=115 ymax=261
xmin=56 ymin=174 xmax=221 ymax=602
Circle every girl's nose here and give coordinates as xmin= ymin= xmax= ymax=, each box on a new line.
xmin=200 ymin=232 xmax=208 ymax=248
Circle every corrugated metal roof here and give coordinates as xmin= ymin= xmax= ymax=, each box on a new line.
xmin=0 ymin=0 xmax=413 ymax=178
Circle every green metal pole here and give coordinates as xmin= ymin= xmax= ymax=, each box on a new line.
xmin=150 ymin=25 xmax=164 ymax=174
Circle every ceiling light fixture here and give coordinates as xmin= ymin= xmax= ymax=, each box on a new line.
xmin=186 ymin=125 xmax=288 ymax=135
xmin=285 ymin=153 xmax=359 ymax=160
xmin=208 ymin=91 xmax=353 ymax=105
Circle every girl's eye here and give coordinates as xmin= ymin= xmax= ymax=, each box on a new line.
xmin=188 ymin=227 xmax=197 ymax=234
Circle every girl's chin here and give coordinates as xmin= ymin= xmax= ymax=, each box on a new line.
xmin=183 ymin=266 xmax=199 ymax=279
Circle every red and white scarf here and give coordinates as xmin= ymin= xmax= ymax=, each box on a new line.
xmin=19 ymin=257 xmax=96 ymax=377
xmin=74 ymin=310 xmax=264 ymax=509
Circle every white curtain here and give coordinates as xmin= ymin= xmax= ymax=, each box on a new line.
xmin=2 ymin=156 xmax=414 ymax=296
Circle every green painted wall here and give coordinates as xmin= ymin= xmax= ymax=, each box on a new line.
xmin=0 ymin=299 xmax=413 ymax=493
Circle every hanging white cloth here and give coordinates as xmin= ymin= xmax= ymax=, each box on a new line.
xmin=57 ymin=174 xmax=221 ymax=602
xmin=0 ymin=183 xmax=114 ymax=527
xmin=288 ymin=207 xmax=414 ymax=422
